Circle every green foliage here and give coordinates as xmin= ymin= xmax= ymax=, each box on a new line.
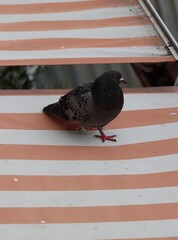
xmin=0 ymin=66 xmax=43 ymax=89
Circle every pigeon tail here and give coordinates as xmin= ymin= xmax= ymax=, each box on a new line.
xmin=43 ymin=102 xmax=69 ymax=120
xmin=43 ymin=104 xmax=53 ymax=114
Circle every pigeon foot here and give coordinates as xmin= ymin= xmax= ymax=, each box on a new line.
xmin=95 ymin=129 xmax=117 ymax=142
xmin=94 ymin=134 xmax=117 ymax=142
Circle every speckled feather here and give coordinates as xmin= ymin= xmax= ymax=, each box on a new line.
xmin=58 ymin=82 xmax=93 ymax=123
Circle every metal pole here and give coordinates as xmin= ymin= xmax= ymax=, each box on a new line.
xmin=139 ymin=0 xmax=178 ymax=60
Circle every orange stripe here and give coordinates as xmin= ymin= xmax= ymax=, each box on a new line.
xmin=0 ymin=107 xmax=177 ymax=130
xmin=0 ymin=16 xmax=150 ymax=32
xmin=0 ymin=89 xmax=69 ymax=95
xmin=108 ymin=238 xmax=178 ymax=240
xmin=0 ymin=203 xmax=178 ymax=224
xmin=0 ymin=56 xmax=174 ymax=66
xmin=0 ymin=37 xmax=163 ymax=51
xmin=124 ymin=86 xmax=178 ymax=94
xmin=0 ymin=139 xmax=177 ymax=160
xmin=0 ymin=113 xmax=80 ymax=130
xmin=0 ymin=0 xmax=138 ymax=14
xmin=0 ymin=171 xmax=178 ymax=191
xmin=0 ymin=87 xmax=178 ymax=95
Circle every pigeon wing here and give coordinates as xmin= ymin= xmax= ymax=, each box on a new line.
xmin=59 ymin=82 xmax=93 ymax=124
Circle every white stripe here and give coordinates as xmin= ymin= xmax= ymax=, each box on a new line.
xmin=124 ymin=93 xmax=178 ymax=110
xmin=0 ymin=6 xmax=143 ymax=23
xmin=0 ymin=187 xmax=178 ymax=207
xmin=0 ymin=46 xmax=170 ymax=61
xmin=0 ymin=93 xmax=178 ymax=113
xmin=0 ymin=122 xmax=177 ymax=146
xmin=0 ymin=220 xmax=178 ymax=240
xmin=0 ymin=25 xmax=156 ymax=41
xmin=1 ymin=154 xmax=178 ymax=175
xmin=0 ymin=0 xmax=89 ymax=4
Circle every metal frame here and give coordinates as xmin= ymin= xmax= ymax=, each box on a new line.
xmin=139 ymin=0 xmax=178 ymax=60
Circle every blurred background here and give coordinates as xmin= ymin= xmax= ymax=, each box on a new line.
xmin=0 ymin=0 xmax=177 ymax=89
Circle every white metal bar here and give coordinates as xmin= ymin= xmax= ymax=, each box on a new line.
xmin=139 ymin=0 xmax=178 ymax=60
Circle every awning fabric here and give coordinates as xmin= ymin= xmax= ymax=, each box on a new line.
xmin=0 ymin=87 xmax=178 ymax=239
xmin=0 ymin=0 xmax=177 ymax=65
xmin=0 ymin=1 xmax=178 ymax=239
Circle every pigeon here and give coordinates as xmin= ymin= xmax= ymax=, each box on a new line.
xmin=43 ymin=70 xmax=126 ymax=142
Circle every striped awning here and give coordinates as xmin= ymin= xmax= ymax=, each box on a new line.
xmin=0 ymin=0 xmax=177 ymax=66
xmin=0 ymin=87 xmax=178 ymax=239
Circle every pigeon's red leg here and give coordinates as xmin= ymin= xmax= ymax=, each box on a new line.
xmin=94 ymin=128 xmax=116 ymax=142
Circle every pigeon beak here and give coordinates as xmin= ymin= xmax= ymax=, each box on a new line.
xmin=120 ymin=78 xmax=127 ymax=84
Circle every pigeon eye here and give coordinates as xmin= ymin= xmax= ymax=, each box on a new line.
xmin=112 ymin=75 xmax=117 ymax=80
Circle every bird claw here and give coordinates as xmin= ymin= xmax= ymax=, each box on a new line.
xmin=94 ymin=134 xmax=117 ymax=142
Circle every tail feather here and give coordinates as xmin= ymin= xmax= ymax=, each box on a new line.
xmin=43 ymin=104 xmax=53 ymax=114
xmin=43 ymin=102 xmax=69 ymax=120
xmin=43 ymin=102 xmax=61 ymax=118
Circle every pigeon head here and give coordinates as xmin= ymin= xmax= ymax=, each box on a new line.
xmin=94 ymin=71 xmax=126 ymax=87
xmin=92 ymin=71 xmax=125 ymax=111
xmin=109 ymin=71 xmax=127 ymax=84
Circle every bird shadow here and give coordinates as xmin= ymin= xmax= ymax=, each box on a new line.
xmin=43 ymin=114 xmax=97 ymax=135
xmin=43 ymin=114 xmax=98 ymax=144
